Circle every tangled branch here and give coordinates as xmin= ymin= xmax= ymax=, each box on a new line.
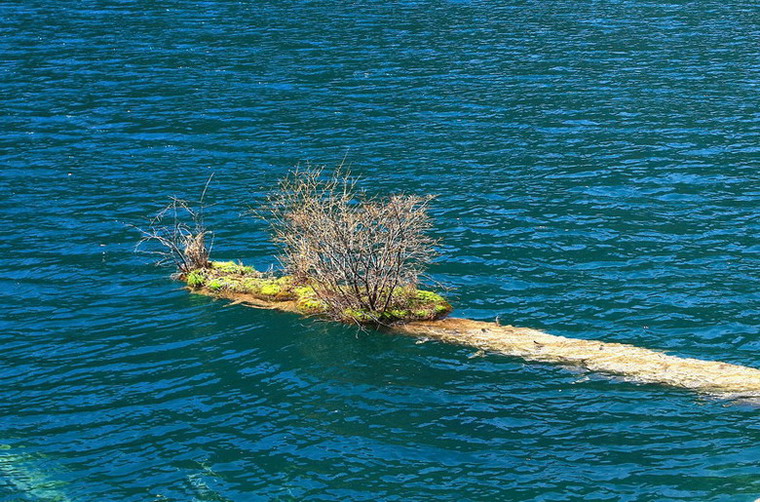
xmin=133 ymin=175 xmax=214 ymax=274
xmin=265 ymin=166 xmax=437 ymax=322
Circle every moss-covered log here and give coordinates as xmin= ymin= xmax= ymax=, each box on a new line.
xmin=184 ymin=261 xmax=451 ymax=324
xmin=182 ymin=261 xmax=760 ymax=400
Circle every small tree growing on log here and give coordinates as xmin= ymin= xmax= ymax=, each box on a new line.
xmin=266 ymin=166 xmax=437 ymax=322
xmin=133 ymin=176 xmax=214 ymax=274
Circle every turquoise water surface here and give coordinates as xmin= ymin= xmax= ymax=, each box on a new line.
xmin=2 ymin=0 xmax=759 ymax=500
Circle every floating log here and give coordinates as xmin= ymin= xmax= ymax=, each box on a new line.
xmin=193 ymin=287 xmax=760 ymax=400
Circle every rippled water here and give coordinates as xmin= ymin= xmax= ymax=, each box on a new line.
xmin=2 ymin=0 xmax=759 ymax=500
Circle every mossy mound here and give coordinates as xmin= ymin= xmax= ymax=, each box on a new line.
xmin=182 ymin=261 xmax=451 ymax=325
xmin=184 ymin=261 xmax=297 ymax=301
xmin=339 ymin=289 xmax=452 ymax=324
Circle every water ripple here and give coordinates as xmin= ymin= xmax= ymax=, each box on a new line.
xmin=2 ymin=0 xmax=759 ymax=500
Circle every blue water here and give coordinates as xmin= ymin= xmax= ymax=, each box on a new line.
xmin=2 ymin=0 xmax=759 ymax=500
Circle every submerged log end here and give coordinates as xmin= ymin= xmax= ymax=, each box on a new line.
xmin=399 ymin=319 xmax=760 ymax=399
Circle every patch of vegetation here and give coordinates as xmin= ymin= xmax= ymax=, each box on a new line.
xmin=337 ymin=288 xmax=451 ymax=324
xmin=182 ymin=261 xmax=451 ymax=324
xmin=185 ymin=270 xmax=206 ymax=288
xmin=207 ymin=279 xmax=225 ymax=291
xmin=145 ymin=167 xmax=453 ymax=325
xmin=183 ymin=261 xmax=294 ymax=300
xmin=293 ymin=285 xmax=328 ymax=315
xmin=210 ymin=261 xmax=256 ymax=275
xmin=264 ymin=166 xmax=443 ymax=324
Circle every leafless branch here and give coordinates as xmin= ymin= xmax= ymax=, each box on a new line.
xmin=264 ymin=166 xmax=438 ymax=321
xmin=132 ymin=175 xmax=214 ymax=273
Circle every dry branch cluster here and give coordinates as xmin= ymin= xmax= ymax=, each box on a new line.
xmin=134 ymin=179 xmax=213 ymax=274
xmin=135 ymin=168 xmax=445 ymax=324
xmin=266 ymin=167 xmax=438 ymax=321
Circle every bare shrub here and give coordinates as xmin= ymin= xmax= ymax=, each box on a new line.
xmin=265 ymin=166 xmax=438 ymax=322
xmin=134 ymin=176 xmax=214 ymax=274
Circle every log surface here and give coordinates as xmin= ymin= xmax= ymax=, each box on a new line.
xmin=198 ymin=288 xmax=760 ymax=399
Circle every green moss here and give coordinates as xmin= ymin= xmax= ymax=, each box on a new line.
xmin=294 ymin=285 xmax=328 ymax=315
xmin=186 ymin=270 xmax=206 ymax=288
xmin=259 ymin=281 xmax=281 ymax=297
xmin=388 ymin=309 xmax=411 ymax=319
xmin=334 ymin=287 xmax=452 ymax=324
xmin=183 ymin=261 xmax=451 ymax=325
xmin=434 ymin=304 xmax=450 ymax=314
xmin=275 ymin=276 xmax=293 ymax=287
xmin=297 ymin=297 xmax=328 ymax=315
xmin=207 ymin=279 xmax=224 ymax=291
xmin=342 ymin=308 xmax=375 ymax=323
xmin=237 ymin=278 xmax=263 ymax=294
xmin=184 ymin=261 xmax=301 ymax=301
xmin=413 ymin=290 xmax=447 ymax=305
xmin=293 ymin=285 xmax=315 ymax=297
xmin=210 ymin=261 xmax=256 ymax=275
